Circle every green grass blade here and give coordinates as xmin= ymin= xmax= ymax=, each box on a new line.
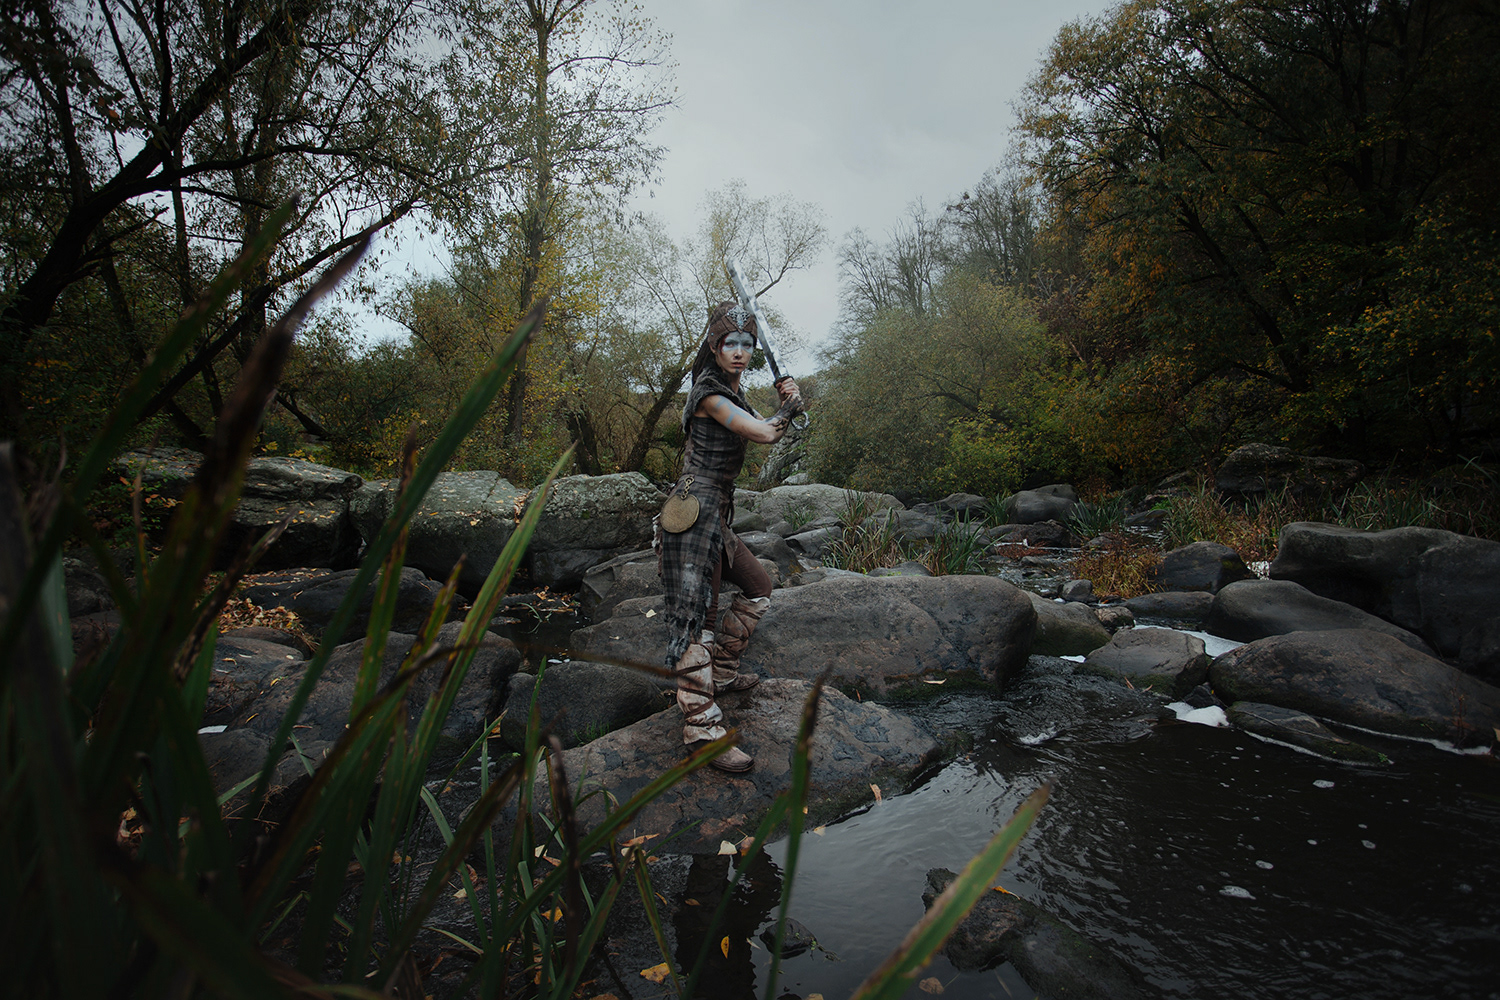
xmin=762 ymin=677 xmax=823 ymax=1000
xmin=632 ymin=849 xmax=683 ymax=996
xmin=236 ymin=297 xmax=549 ymax=850
xmin=849 ymin=783 xmax=1051 ymax=1000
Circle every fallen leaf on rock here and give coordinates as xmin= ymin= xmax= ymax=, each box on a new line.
xmin=720 ymin=936 xmax=730 ymax=958
xmin=919 ymin=977 xmax=945 ymax=993
xmin=922 ymin=677 xmax=946 ymax=685
xmin=639 ymin=964 xmax=670 ymax=983
xmin=870 ymin=784 xmax=882 ymax=803
xmin=737 ymin=835 xmax=757 ymax=854
xmin=645 ymin=608 xmax=656 ymax=618
xmin=452 ymin=888 xmax=467 ymax=900
xmin=683 ymin=898 xmax=700 ymax=906
xmin=718 ymin=840 xmax=738 ymax=856
xmin=992 ymin=885 xmax=1015 ymax=895
xmin=812 ymin=825 xmax=826 ymax=836
xmin=620 ymin=833 xmax=659 ymax=848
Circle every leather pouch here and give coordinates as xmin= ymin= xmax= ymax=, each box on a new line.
xmin=660 ymin=475 xmax=700 ymax=533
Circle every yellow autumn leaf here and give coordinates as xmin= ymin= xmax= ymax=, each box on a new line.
xmin=870 ymin=783 xmax=883 ymax=803
xmin=639 ymin=963 xmax=670 ymax=983
xmin=720 ymin=936 xmax=730 ymax=958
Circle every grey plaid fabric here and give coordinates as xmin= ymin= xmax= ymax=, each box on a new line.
xmin=660 ymin=372 xmax=755 ymax=667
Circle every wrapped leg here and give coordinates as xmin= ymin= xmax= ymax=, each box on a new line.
xmin=675 ymin=640 xmax=754 ymax=772
xmin=712 ymin=595 xmax=769 ymax=692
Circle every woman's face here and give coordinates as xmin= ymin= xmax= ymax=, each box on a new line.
xmin=716 ymin=331 xmax=755 ymax=375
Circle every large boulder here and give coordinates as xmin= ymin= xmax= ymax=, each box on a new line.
xmin=537 ymin=679 xmax=939 ymax=854
xmin=1027 ymin=593 xmax=1111 ymax=657
xmin=1270 ymin=522 xmax=1500 ymax=680
xmin=922 ymin=869 xmax=1142 ymax=999
xmin=497 ymin=661 xmax=667 ymax=750
xmin=523 ymin=473 xmax=664 ymax=589
xmin=1215 ymin=443 xmax=1364 ymax=496
xmin=239 ymin=566 xmax=453 ymax=635
xmin=1083 ymin=627 xmax=1208 ymax=696
xmin=1150 ymin=541 xmax=1253 ymax=593
xmin=572 ymin=574 xmax=1037 ymax=696
xmin=351 ymin=471 xmax=524 ymax=591
xmin=740 ymin=484 xmax=901 ymax=528
xmin=1004 ymin=488 xmax=1078 ymax=525
xmin=232 ymin=621 xmax=522 ymax=769
xmin=116 ymin=449 xmax=365 ymax=568
xmin=579 ymin=549 xmax=659 ymax=619
xmin=1208 ymin=629 xmax=1500 ymax=746
xmin=204 ymin=633 xmax=308 ymax=727
xmin=1205 ymin=579 xmax=1435 ymax=654
xmin=738 ymin=531 xmax=799 ymax=579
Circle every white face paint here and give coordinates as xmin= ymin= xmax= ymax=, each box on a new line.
xmin=716 ymin=331 xmax=755 ymax=374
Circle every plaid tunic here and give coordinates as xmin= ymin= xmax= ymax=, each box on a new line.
xmin=660 ymin=372 xmax=753 ymax=667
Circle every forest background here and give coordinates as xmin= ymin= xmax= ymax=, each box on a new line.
xmin=3 ymin=0 xmax=1497 ymax=500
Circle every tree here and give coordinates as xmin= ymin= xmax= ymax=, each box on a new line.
xmin=0 ymin=0 xmax=533 ymax=449
xmin=1016 ymin=0 xmax=1500 ymax=460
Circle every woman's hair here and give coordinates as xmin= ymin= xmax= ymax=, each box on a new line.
xmin=688 ymin=301 xmax=758 ymax=384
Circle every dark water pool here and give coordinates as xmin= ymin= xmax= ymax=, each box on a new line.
xmin=734 ymin=699 xmax=1500 ymax=999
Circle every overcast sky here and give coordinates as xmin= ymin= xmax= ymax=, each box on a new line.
xmin=621 ymin=0 xmax=1113 ymax=360
xmin=362 ymin=0 xmax=1114 ymax=356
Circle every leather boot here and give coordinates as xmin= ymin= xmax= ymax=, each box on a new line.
xmin=675 ymin=641 xmax=753 ymax=772
xmin=711 ymin=595 xmax=769 ymax=693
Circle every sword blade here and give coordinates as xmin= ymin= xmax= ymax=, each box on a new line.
xmin=727 ymin=260 xmax=785 ymax=382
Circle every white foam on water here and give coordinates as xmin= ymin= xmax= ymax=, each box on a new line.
xmin=1016 ymin=727 xmax=1059 ymax=746
xmin=1330 ymin=719 xmax=1494 ymax=757
xmin=1134 ymin=624 xmax=1243 ymax=658
xmin=1061 ymin=655 xmax=1086 ymax=663
xmin=197 ymin=724 xmax=227 ymax=734
xmin=1166 ymin=703 xmax=1229 ymax=727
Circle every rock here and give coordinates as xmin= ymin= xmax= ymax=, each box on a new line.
xmin=1027 ymin=593 xmax=1111 ymax=657
xmin=1123 ymin=591 xmax=1214 ymax=621
xmin=1270 ymin=522 xmax=1500 ymax=680
xmin=221 ymin=626 xmax=314 ymax=658
xmin=523 ymin=473 xmax=664 ymax=589
xmin=538 ymin=678 xmax=939 ymax=854
xmin=784 ymin=525 xmax=844 ymax=559
xmin=922 ymin=869 xmax=1142 ymax=999
xmin=787 ymin=567 xmax=866 ymax=586
xmin=229 ymin=457 xmax=365 ymax=569
xmin=63 ymin=557 xmax=112 ymax=616
xmin=868 ymin=560 xmax=933 ymax=578
xmin=1226 ymin=702 xmax=1385 ymax=763
xmin=1205 ymin=579 xmax=1435 ymax=653
xmin=112 ymin=446 xmax=203 ymax=500
xmin=1215 ymin=443 xmax=1364 ymax=496
xmin=993 ymin=520 xmax=1074 ymax=548
xmin=1150 ymin=541 xmax=1252 ymax=593
xmin=1004 ymin=489 xmax=1078 ymax=525
xmin=1083 ymin=628 xmax=1207 ymax=695
xmin=1061 ymin=578 xmax=1093 ymax=601
xmin=239 ymin=566 xmax=453 ymax=636
xmin=740 ymin=484 xmax=902 ymax=528
xmin=497 ymin=661 xmax=667 ymax=750
xmin=233 ymin=621 xmax=521 ymax=770
xmin=573 ymin=575 xmax=1037 ymax=696
xmin=71 ymin=611 xmax=119 ymax=666
xmin=756 ymin=418 xmax=808 ymax=489
xmin=198 ymin=727 xmax=334 ymax=824
xmin=1094 ymin=604 xmax=1134 ymax=631
xmin=1124 ymin=509 xmax=1168 ymax=528
xmin=351 ymin=471 xmax=524 ymax=591
xmin=1032 ymin=483 xmax=1080 ymax=501
xmin=1208 ymin=629 xmax=1500 ymax=746
xmin=782 ymin=472 xmax=812 ymax=486
xmin=579 ymin=549 xmax=659 ymax=619
xmin=738 ymin=531 xmax=799 ymax=579
xmin=936 ymin=492 xmax=989 ymax=521
xmin=205 ymin=633 xmax=307 ymax=727
xmin=880 ymin=508 xmax=942 ymax=542
xmin=730 ymin=509 xmax=768 ymax=533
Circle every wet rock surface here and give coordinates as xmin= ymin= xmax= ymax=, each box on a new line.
xmin=205 ymin=633 xmax=307 ymax=727
xmin=496 ymin=660 xmax=668 ymax=750
xmin=540 ymin=679 xmax=940 ymax=854
xmin=987 ymin=656 xmax=1170 ymax=745
xmin=239 ymin=566 xmax=454 ymax=635
xmin=1209 ymin=629 xmax=1500 ymax=746
xmin=572 ymin=574 xmax=1037 ymax=695
xmin=1205 ymin=579 xmax=1435 ymax=654
xmin=1083 ymin=627 xmax=1208 ymax=696
xmin=1124 ymin=590 xmax=1214 ymax=621
xmin=1150 ymin=540 xmax=1253 ymax=594
xmin=1027 ymin=592 xmax=1111 ymax=657
xmin=922 ymin=868 xmax=1143 ymax=999
xmin=1226 ymin=701 xmax=1385 ymax=763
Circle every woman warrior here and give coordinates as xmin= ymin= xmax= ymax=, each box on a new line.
xmin=658 ymin=301 xmax=802 ymax=773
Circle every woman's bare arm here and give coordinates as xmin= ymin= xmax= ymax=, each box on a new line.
xmin=696 ymin=394 xmax=791 ymax=444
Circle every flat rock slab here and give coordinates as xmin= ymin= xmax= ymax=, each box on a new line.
xmin=239 ymin=566 xmax=452 ymax=636
xmin=547 ymin=679 xmax=939 ymax=854
xmin=923 ymin=869 xmax=1142 ymax=999
xmin=742 ymin=484 xmax=902 ymax=526
xmin=1084 ymin=628 xmax=1207 ymax=696
xmin=1209 ymin=629 xmax=1500 ymax=747
xmin=1124 ymin=591 xmax=1214 ymax=621
xmin=1227 ymin=701 xmax=1385 ymax=764
xmin=1206 ymin=579 xmax=1434 ymax=654
xmin=571 ymin=574 xmax=1037 ymax=696
xmin=205 ymin=634 xmax=308 ymax=727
